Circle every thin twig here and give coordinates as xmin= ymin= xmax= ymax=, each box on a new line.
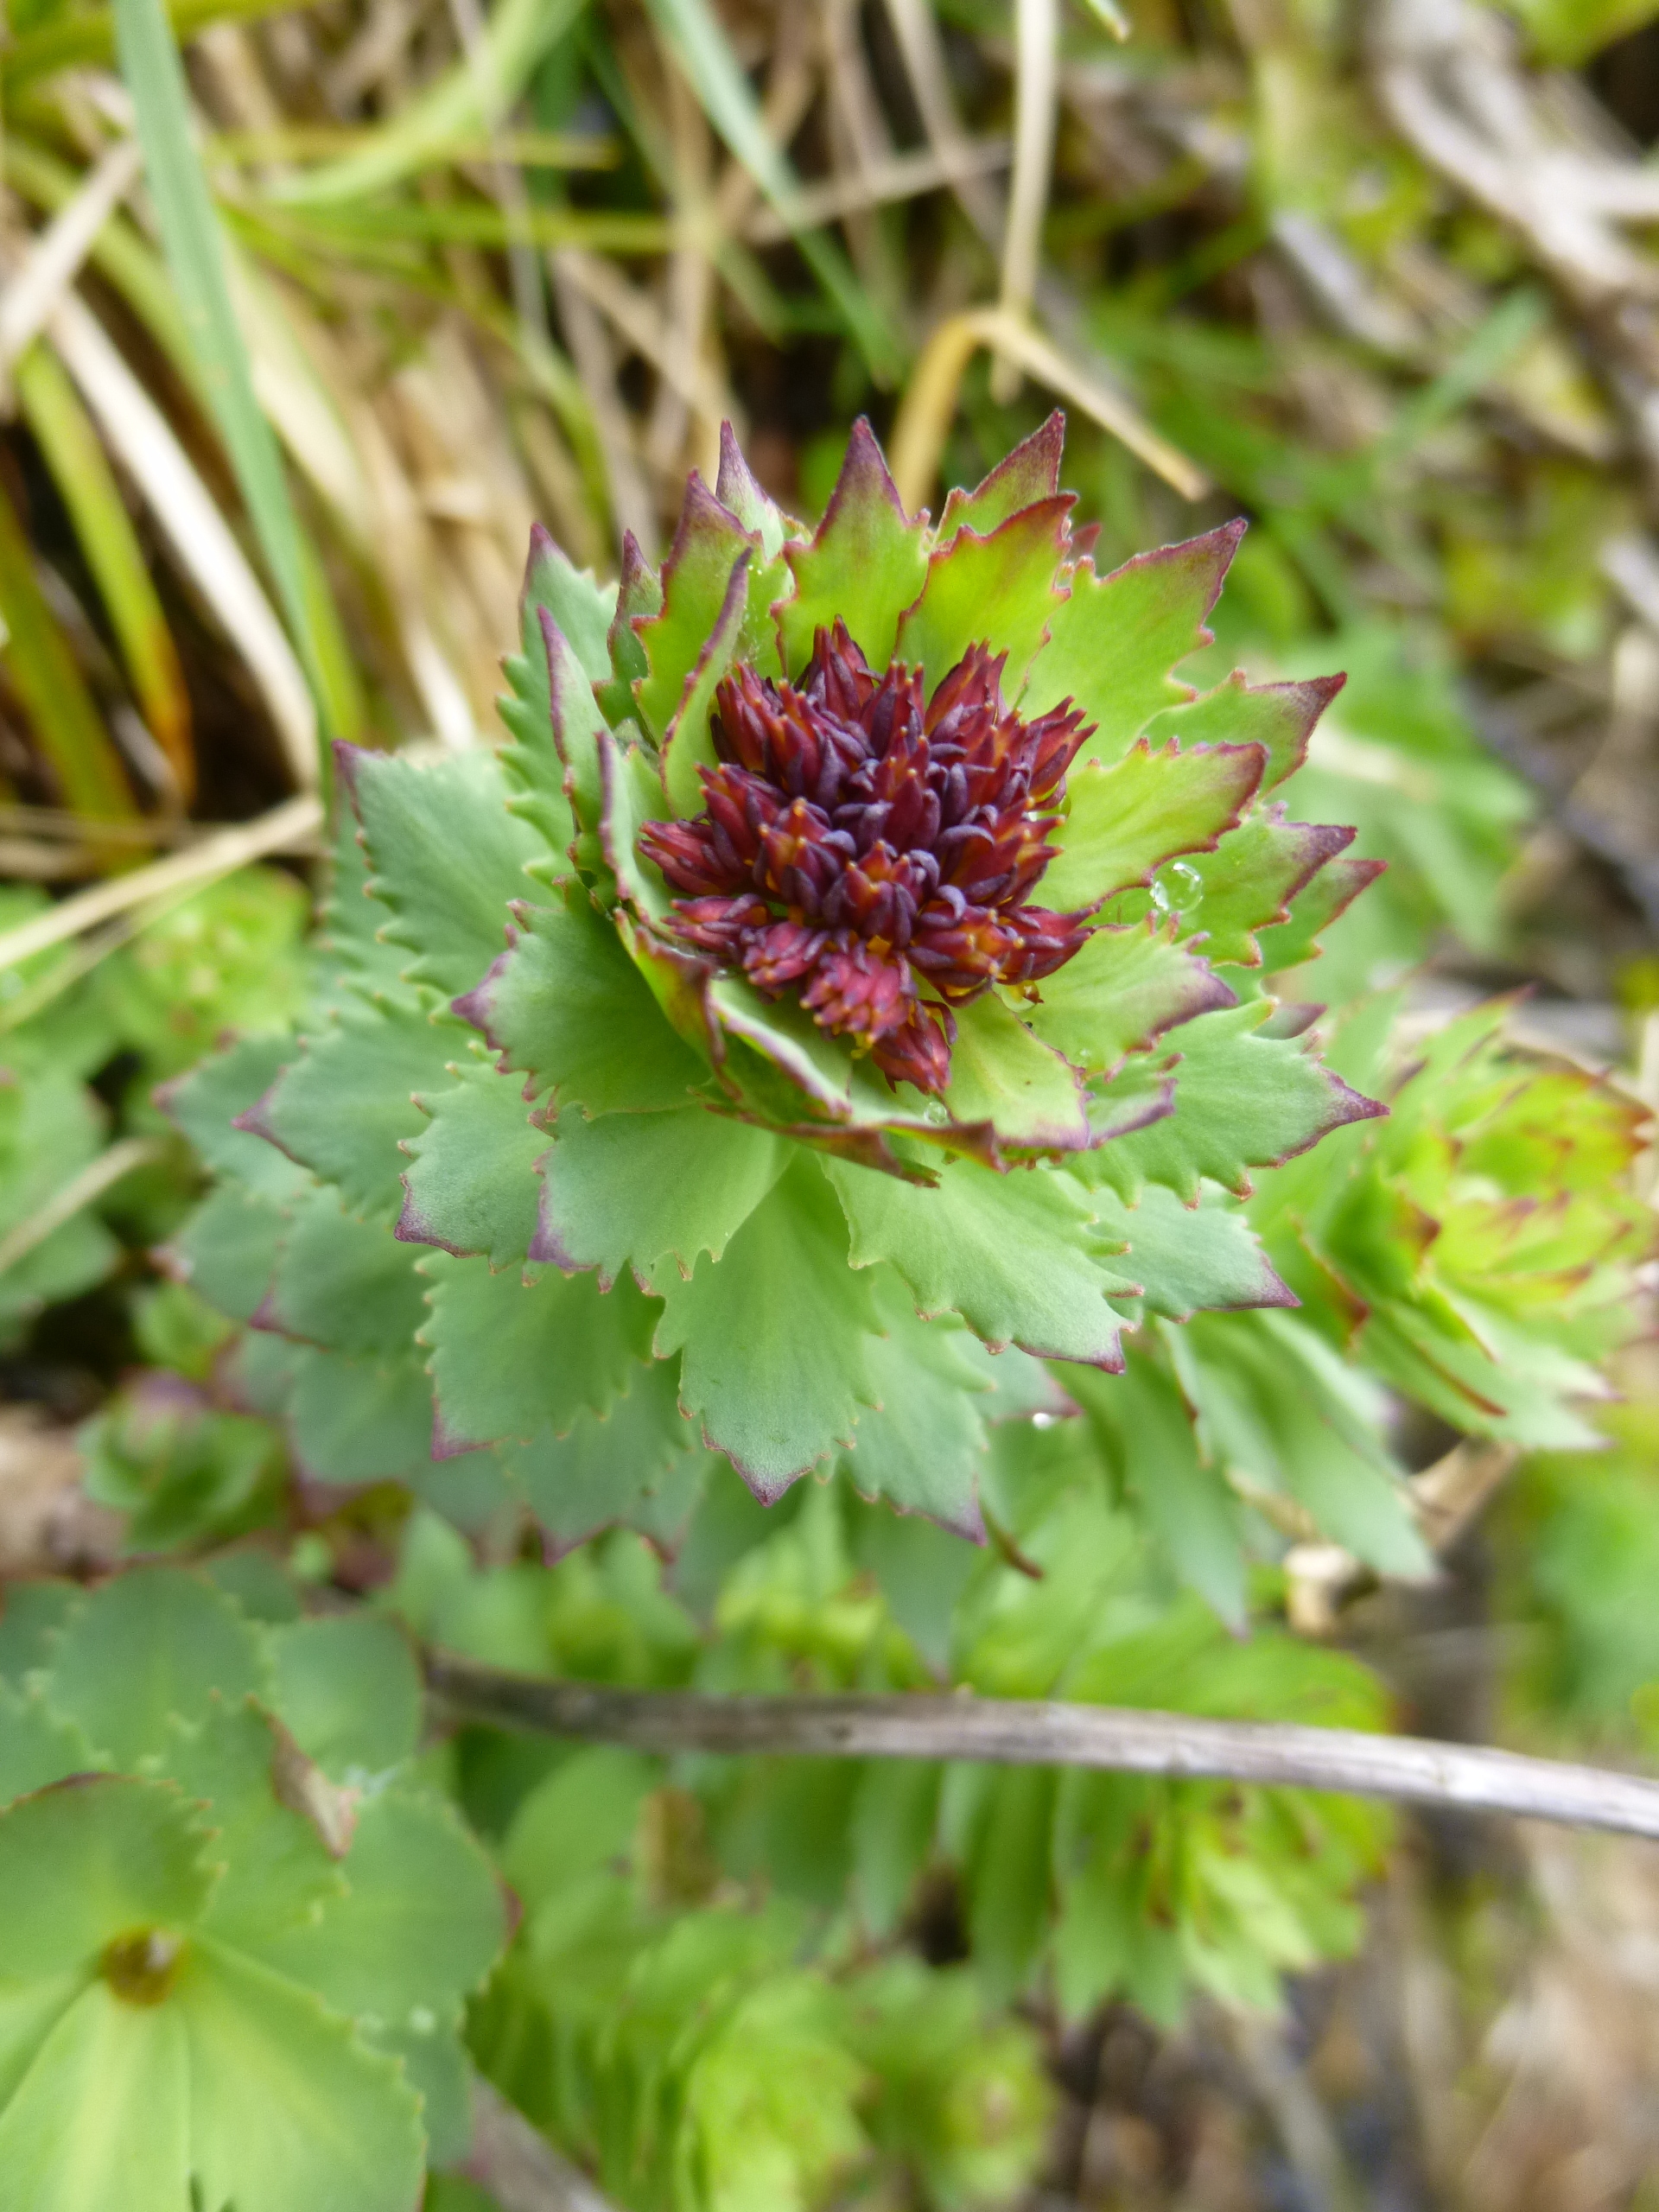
xmin=0 ymin=794 xmax=323 ymax=973
xmin=462 ymin=2079 xmax=619 ymax=2212
xmin=425 ymin=1656 xmax=1659 ymax=1843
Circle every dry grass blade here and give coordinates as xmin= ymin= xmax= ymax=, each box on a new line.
xmin=890 ymin=304 xmax=1211 ymax=510
xmin=0 ymin=139 xmax=144 ymax=374
xmin=0 ymin=793 xmax=322 ymax=971
xmin=48 ymin=293 xmax=319 ymax=786
xmin=0 ymin=1137 xmax=166 ymax=1278
xmin=743 ymin=140 xmax=1010 ymax=242
xmin=991 ymin=0 xmax=1058 ymax=403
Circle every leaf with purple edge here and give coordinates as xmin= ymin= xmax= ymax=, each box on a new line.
xmin=653 ymin=1155 xmax=880 ymax=1498
xmin=823 ymin=1153 xmax=1135 ymax=1368
xmin=894 ymin=494 xmax=1074 ymax=692
xmin=938 ymin=993 xmax=1090 ymax=1154
xmin=1251 ymin=853 xmax=1387 ymax=976
xmin=1043 ymin=740 xmax=1266 ymax=912
xmin=259 ymin=1185 xmax=428 ymax=1357
xmin=778 ymin=418 xmax=929 ymax=678
xmin=597 ymin=532 xmax=661 ymax=727
xmin=285 ymin=1344 xmax=439 ymax=1486
xmin=715 ymin=420 xmax=801 ymax=676
xmin=1024 ymin=921 xmax=1236 ymax=1081
xmin=1162 ymin=810 xmax=1357 ymax=969
xmin=1022 ymin=522 xmax=1247 ymax=766
xmin=632 ymin=476 xmax=756 ymax=746
xmin=418 ymin=1249 xmax=655 ymax=1450
xmin=502 ymin=1360 xmax=711 ymax=1552
xmin=240 ymin=995 xmax=444 ymax=1224
xmin=660 ymin=546 xmax=752 ymax=817
xmin=1088 ymin=1182 xmax=1295 ymax=1323
xmin=337 ymin=744 xmax=542 ymax=1001
xmin=396 ymin=1058 xmax=548 ymax=1268
xmin=936 ymin=411 xmax=1065 ymax=540
xmin=454 ymin=887 xmax=706 ymax=1116
xmin=1144 ymin=671 xmax=1345 ymax=793
xmin=531 ymin=1102 xmax=786 ymax=1293
xmin=1077 ymin=1002 xmax=1385 ymax=1205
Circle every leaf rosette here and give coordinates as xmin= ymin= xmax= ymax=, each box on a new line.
xmin=186 ymin=416 xmax=1380 ymax=1538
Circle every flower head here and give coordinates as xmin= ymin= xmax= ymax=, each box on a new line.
xmin=639 ymin=620 xmax=1090 ymax=1091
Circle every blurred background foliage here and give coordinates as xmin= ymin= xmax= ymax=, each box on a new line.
xmin=3 ymin=0 xmax=1659 ymax=2205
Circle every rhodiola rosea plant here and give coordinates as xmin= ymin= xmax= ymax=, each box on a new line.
xmin=176 ymin=411 xmax=1385 ymax=1543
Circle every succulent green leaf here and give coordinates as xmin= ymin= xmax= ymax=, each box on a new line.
xmin=825 ymin=1155 xmax=1132 ymax=1367
xmin=779 ymin=419 xmax=930 ymax=677
xmin=842 ymin=1273 xmax=990 ymax=1537
xmin=504 ymin=1362 xmax=711 ymax=1548
xmin=938 ymin=993 xmax=1089 ymax=1154
xmin=600 ymin=725 xmax=684 ymax=933
xmin=1253 ymin=854 xmax=1384 ymax=975
xmin=520 ymin=522 xmax=615 ymax=684
xmin=632 ymin=475 xmax=756 ymax=747
xmin=1043 ymin=741 xmax=1265 ymax=913
xmin=1023 ymin=522 xmax=1246 ymax=765
xmin=715 ymin=421 xmax=798 ymax=674
xmin=894 ymin=495 xmax=1073 ymax=691
xmin=339 ymin=744 xmax=540 ymax=1000
xmin=260 ymin=1188 xmax=428 ymax=1356
xmin=265 ymin=1616 xmax=423 ymax=1782
xmin=252 ymin=1789 xmax=504 ymax=2027
xmin=396 ymin=1058 xmax=547 ymax=1268
xmin=43 ymin=1569 xmax=267 ymax=1771
xmin=1165 ymin=811 xmax=1357 ymax=969
xmin=1090 ymin=1184 xmax=1294 ymax=1322
xmin=1144 ymin=671 xmax=1344 ymax=792
xmin=157 ymin=1034 xmax=307 ymax=1201
xmin=454 ymin=888 xmax=707 ymax=1115
xmin=1025 ymin=922 xmax=1234 ymax=1080
xmin=0 ymin=1774 xmax=212 ymax=1986
xmin=661 ymin=548 xmax=753 ymax=818
xmin=166 ymin=1184 xmax=285 ymax=1325
xmin=0 ymin=1682 xmax=99 ymax=1807
xmin=654 ymin=1157 xmax=879 ymax=1495
xmin=0 ymin=1581 xmax=80 ymax=1684
xmin=1066 ymin=1356 xmax=1248 ymax=1627
xmin=286 ymin=1346 xmax=438 ymax=1485
xmin=175 ymin=1939 xmax=424 ymax=2212
xmin=241 ymin=995 xmax=445 ymax=1224
xmin=598 ymin=532 xmax=661 ymax=724
xmin=420 ymin=1249 xmax=656 ymax=1448
xmin=0 ymin=1980 xmax=190 ymax=2212
xmin=531 ymin=1103 xmax=786 ymax=1294
xmin=936 ymin=412 xmax=1065 ymax=539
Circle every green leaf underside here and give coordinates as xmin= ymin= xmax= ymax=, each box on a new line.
xmin=660 ymin=548 xmax=753 ymax=817
xmin=824 ymin=1156 xmax=1131 ymax=1367
xmin=1165 ymin=810 xmax=1355 ymax=969
xmin=1144 ymin=671 xmax=1343 ymax=792
xmin=261 ymin=1189 xmax=428 ymax=1357
xmin=421 ymin=1249 xmax=656 ymax=1448
xmin=531 ymin=1105 xmax=786 ymax=1293
xmin=654 ymin=1158 xmax=879 ymax=1496
xmin=286 ymin=1346 xmax=438 ymax=1485
xmin=1025 ymin=924 xmax=1234 ymax=1077
xmin=246 ymin=995 xmax=445 ymax=1224
xmin=894 ymin=497 xmax=1072 ymax=692
xmin=1022 ymin=524 xmax=1245 ymax=765
xmin=939 ymin=994 xmax=1089 ymax=1154
xmin=842 ymin=1274 xmax=990 ymax=1538
xmin=503 ymin=1360 xmax=710 ymax=1547
xmin=1079 ymin=1004 xmax=1382 ymax=1204
xmin=1043 ymin=741 xmax=1265 ymax=914
xmin=340 ymin=745 xmax=541 ymax=1000
xmin=397 ymin=1059 xmax=548 ymax=1268
xmin=633 ymin=476 xmax=755 ymax=747
xmin=454 ymin=888 xmax=707 ymax=1114
xmin=779 ymin=420 xmax=929 ymax=677
xmin=1090 ymin=1185 xmax=1294 ymax=1322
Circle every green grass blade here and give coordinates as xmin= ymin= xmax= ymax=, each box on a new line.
xmin=16 ymin=340 xmax=196 ymax=803
xmin=8 ymin=0 xmax=296 ymax=89
xmin=267 ymin=0 xmax=589 ymax=207
xmin=638 ymin=0 xmax=902 ymax=378
xmin=111 ymin=0 xmax=329 ymax=782
xmin=0 ymin=474 xmax=137 ymax=825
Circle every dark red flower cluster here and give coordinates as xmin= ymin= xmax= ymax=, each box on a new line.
xmin=639 ymin=621 xmax=1092 ymax=1093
